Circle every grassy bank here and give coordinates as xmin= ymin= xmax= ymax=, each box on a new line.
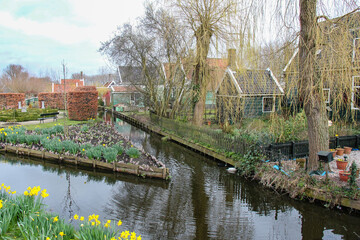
xmin=0 ymin=183 xmax=141 ymax=239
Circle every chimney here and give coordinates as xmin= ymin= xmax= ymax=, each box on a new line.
xmin=228 ymin=49 xmax=236 ymax=69
xmin=80 ymin=71 xmax=83 ymax=79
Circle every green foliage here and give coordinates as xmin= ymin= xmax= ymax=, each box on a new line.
xmin=92 ymin=145 xmax=104 ymax=160
xmin=86 ymin=148 xmax=95 ymax=160
xmin=34 ymin=127 xmax=42 ymax=135
xmin=0 ymin=108 xmax=58 ymax=122
xmin=62 ymin=140 xmax=79 ymax=154
xmin=7 ymin=133 xmax=18 ymax=144
xmin=233 ymin=150 xmax=264 ymax=176
xmin=269 ymin=111 xmax=307 ymax=143
xmin=25 ymin=135 xmax=40 ymax=146
xmin=98 ymin=98 xmax=104 ymax=106
xmin=103 ymin=147 xmax=118 ymax=162
xmin=80 ymin=143 xmax=92 ymax=151
xmin=349 ymin=162 xmax=358 ymax=191
xmin=126 ymin=148 xmax=140 ymax=159
xmin=17 ymin=134 xmax=26 ymax=144
xmin=81 ymin=125 xmax=89 ymax=133
xmin=112 ymin=143 xmax=124 ymax=155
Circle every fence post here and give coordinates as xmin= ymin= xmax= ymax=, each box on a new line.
xmin=291 ymin=141 xmax=295 ymax=159
xmin=269 ymin=144 xmax=273 ymax=161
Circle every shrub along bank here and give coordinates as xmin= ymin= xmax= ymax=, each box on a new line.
xmin=0 ymin=108 xmax=58 ymax=122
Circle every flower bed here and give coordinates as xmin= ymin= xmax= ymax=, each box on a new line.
xmin=0 ymin=183 xmax=142 ymax=239
xmin=0 ymin=122 xmax=169 ymax=180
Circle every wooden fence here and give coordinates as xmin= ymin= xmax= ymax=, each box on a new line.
xmin=266 ymin=135 xmax=360 ymax=161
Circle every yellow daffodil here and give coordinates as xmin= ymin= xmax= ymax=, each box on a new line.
xmin=79 ymin=216 xmax=84 ymax=221
xmin=24 ymin=191 xmax=29 ymax=196
xmin=137 ymin=236 xmax=142 ymax=240
xmin=117 ymin=220 xmax=122 ymax=226
xmin=46 ymin=237 xmax=50 ymax=240
xmin=41 ymin=189 xmax=49 ymax=198
xmin=73 ymin=214 xmax=79 ymax=220
xmin=59 ymin=232 xmax=65 ymax=237
xmin=53 ymin=216 xmax=59 ymax=222
xmin=104 ymin=222 xmax=110 ymax=228
xmin=11 ymin=191 xmax=16 ymax=194
xmin=0 ymin=200 xmax=3 ymax=209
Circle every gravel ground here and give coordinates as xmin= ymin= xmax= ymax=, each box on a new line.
xmin=323 ymin=149 xmax=360 ymax=187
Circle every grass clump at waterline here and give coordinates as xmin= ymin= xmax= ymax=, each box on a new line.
xmin=0 ymin=182 xmax=142 ymax=240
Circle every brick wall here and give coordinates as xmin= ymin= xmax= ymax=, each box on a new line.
xmin=38 ymin=93 xmax=65 ymax=109
xmin=68 ymin=88 xmax=98 ymax=121
xmin=0 ymin=93 xmax=25 ymax=109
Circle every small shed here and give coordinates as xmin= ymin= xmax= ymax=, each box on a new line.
xmin=111 ymin=85 xmax=143 ymax=109
xmin=216 ymin=68 xmax=284 ymax=123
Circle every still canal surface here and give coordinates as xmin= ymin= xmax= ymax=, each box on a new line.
xmin=0 ymin=113 xmax=359 ymax=239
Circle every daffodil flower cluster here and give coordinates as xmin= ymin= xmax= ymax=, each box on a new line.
xmin=0 ymin=183 xmax=142 ymax=239
xmin=0 ymin=183 xmax=17 ymax=195
xmin=23 ymin=186 xmax=49 ymax=198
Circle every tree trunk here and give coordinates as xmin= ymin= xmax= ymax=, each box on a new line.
xmin=299 ymin=0 xmax=329 ymax=171
xmin=192 ymin=26 xmax=212 ymax=126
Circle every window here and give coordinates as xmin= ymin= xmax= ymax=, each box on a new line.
xmin=323 ymin=88 xmax=330 ymax=104
xmin=351 ymin=76 xmax=360 ymax=110
xmin=352 ymin=38 xmax=360 ymax=62
xmin=262 ymin=97 xmax=275 ymax=113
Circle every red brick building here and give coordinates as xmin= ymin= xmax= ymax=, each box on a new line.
xmin=52 ymin=79 xmax=85 ymax=93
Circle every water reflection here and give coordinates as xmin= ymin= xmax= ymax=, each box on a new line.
xmin=0 ymin=116 xmax=359 ymax=239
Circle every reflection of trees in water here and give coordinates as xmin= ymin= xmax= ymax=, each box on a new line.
xmin=104 ymin=134 xmax=256 ymax=239
xmin=61 ymin=172 xmax=80 ymax=220
xmin=298 ymin=201 xmax=360 ymax=239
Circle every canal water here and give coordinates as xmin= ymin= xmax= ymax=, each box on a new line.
xmin=0 ymin=112 xmax=359 ymax=239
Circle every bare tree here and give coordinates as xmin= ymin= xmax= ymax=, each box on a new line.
xmin=62 ymin=60 xmax=69 ymax=136
xmin=172 ymin=0 xmax=236 ymax=126
xmin=100 ymin=3 xmax=190 ymax=117
xmin=1 ymin=64 xmax=30 ymax=93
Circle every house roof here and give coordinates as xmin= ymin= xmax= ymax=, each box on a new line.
xmin=163 ymin=58 xmax=228 ymax=91
xmin=103 ymin=81 xmax=115 ymax=88
xmin=73 ymin=86 xmax=97 ymax=92
xmin=53 ymin=79 xmax=85 ymax=93
xmin=229 ymin=68 xmax=284 ymax=95
xmin=283 ymin=11 xmax=360 ymax=74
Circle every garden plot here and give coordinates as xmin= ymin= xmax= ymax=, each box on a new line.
xmin=0 ymin=122 xmax=167 ymax=178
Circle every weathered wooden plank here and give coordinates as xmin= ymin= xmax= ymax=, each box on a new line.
xmin=0 ymin=144 xmax=169 ymax=180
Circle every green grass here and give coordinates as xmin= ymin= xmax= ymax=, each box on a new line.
xmin=25 ymin=119 xmax=87 ymax=131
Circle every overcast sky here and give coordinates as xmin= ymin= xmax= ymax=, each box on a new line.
xmin=0 ymin=0 xmax=146 ymax=76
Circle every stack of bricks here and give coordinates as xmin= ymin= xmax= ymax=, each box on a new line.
xmin=38 ymin=93 xmax=66 ymax=109
xmin=68 ymin=86 xmax=98 ymax=121
xmin=0 ymin=93 xmax=25 ymax=109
